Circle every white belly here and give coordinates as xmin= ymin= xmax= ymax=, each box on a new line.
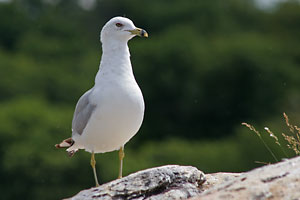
xmin=74 ymin=81 xmax=144 ymax=153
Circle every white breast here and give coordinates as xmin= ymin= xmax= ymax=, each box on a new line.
xmin=77 ymin=77 xmax=145 ymax=153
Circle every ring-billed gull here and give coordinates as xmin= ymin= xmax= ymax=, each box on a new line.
xmin=55 ymin=16 xmax=148 ymax=186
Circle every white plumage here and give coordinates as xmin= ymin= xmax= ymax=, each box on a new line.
xmin=56 ymin=16 xmax=148 ymax=186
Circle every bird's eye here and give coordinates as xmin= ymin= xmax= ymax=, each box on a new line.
xmin=116 ymin=23 xmax=123 ymax=27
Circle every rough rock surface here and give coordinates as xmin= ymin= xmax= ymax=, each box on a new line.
xmin=67 ymin=156 xmax=300 ymax=200
xmin=200 ymin=172 xmax=241 ymax=191
xmin=66 ymin=165 xmax=206 ymax=200
xmin=194 ymin=156 xmax=300 ymax=200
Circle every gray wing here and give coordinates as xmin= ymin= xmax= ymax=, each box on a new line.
xmin=72 ymin=88 xmax=97 ymax=136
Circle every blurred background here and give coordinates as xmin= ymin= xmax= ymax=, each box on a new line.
xmin=1 ymin=0 xmax=300 ymax=199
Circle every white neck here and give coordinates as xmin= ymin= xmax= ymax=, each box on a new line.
xmin=95 ymin=39 xmax=134 ymax=86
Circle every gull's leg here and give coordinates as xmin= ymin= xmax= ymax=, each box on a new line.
xmin=90 ymin=151 xmax=100 ymax=187
xmin=118 ymin=146 xmax=125 ymax=179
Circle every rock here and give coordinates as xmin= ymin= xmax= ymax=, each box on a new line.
xmin=66 ymin=165 xmax=206 ymax=200
xmin=200 ymin=172 xmax=241 ymax=191
xmin=193 ymin=156 xmax=300 ymax=200
xmin=67 ymin=157 xmax=300 ymax=200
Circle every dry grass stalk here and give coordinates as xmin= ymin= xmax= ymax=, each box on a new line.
xmin=241 ymin=123 xmax=261 ymax=137
xmin=254 ymin=161 xmax=271 ymax=165
xmin=283 ymin=112 xmax=294 ymax=133
xmin=282 ymin=133 xmax=300 ymax=155
xmin=282 ymin=113 xmax=300 ymax=155
xmin=242 ymin=122 xmax=278 ymax=162
xmin=264 ymin=127 xmax=288 ymax=157
xmin=243 ymin=113 xmax=300 ymax=163
xmin=264 ymin=127 xmax=280 ymax=146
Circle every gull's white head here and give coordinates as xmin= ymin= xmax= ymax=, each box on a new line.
xmin=100 ymin=17 xmax=148 ymax=44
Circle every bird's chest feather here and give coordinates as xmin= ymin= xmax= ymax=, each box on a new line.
xmin=90 ymin=79 xmax=144 ymax=122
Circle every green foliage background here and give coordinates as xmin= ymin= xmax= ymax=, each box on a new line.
xmin=1 ymin=0 xmax=300 ymax=199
